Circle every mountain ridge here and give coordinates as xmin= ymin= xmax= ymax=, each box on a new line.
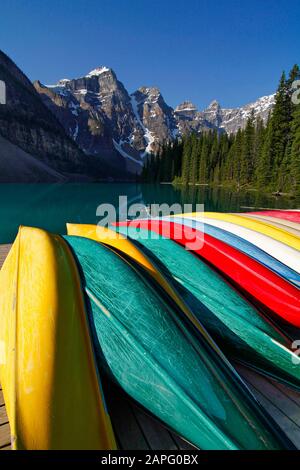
xmin=0 ymin=49 xmax=97 ymax=181
xmin=35 ymin=66 xmax=275 ymax=174
xmin=0 ymin=48 xmax=276 ymax=181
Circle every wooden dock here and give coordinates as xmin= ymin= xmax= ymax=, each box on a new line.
xmin=0 ymin=384 xmax=10 ymax=450
xmin=1 ymin=242 xmax=300 ymax=450
xmin=0 ymin=245 xmax=11 ymax=450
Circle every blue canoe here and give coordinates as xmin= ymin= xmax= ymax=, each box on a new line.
xmin=162 ymin=216 xmax=300 ymax=288
xmin=115 ymin=225 xmax=300 ymax=391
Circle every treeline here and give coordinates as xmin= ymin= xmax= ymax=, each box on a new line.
xmin=142 ymin=65 xmax=300 ymax=195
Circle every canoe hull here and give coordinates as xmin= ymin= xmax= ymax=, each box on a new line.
xmin=116 ymin=219 xmax=300 ymax=327
xmin=243 ymin=214 xmax=300 ymax=237
xmin=167 ymin=216 xmax=300 ymax=287
xmin=178 ymin=212 xmax=300 ymax=251
xmin=172 ymin=214 xmax=300 ymax=274
xmin=249 ymin=210 xmax=300 ymax=224
xmin=68 ymin=223 xmax=300 ymax=390
xmin=0 ymin=227 xmax=116 ymax=450
xmin=65 ymin=234 xmax=290 ymax=450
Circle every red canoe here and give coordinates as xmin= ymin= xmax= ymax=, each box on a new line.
xmin=249 ymin=210 xmax=300 ymax=223
xmin=117 ymin=220 xmax=300 ymax=327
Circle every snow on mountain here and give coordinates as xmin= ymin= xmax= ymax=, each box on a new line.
xmin=219 ymin=94 xmax=275 ymax=134
xmin=0 ymin=49 xmax=92 ymax=182
xmin=86 ymin=66 xmax=110 ymax=77
xmin=35 ymin=66 xmax=275 ymax=174
xmin=175 ymin=101 xmax=198 ymax=113
xmin=130 ymin=93 xmax=154 ymax=157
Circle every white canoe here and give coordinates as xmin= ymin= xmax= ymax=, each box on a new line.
xmin=243 ymin=214 xmax=300 ymax=236
xmin=183 ymin=215 xmax=300 ymax=275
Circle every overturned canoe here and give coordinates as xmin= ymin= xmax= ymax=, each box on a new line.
xmin=68 ymin=223 xmax=300 ymax=391
xmin=178 ymin=212 xmax=300 ymax=251
xmin=165 ymin=216 xmax=300 ymax=288
xmin=243 ymin=214 xmax=300 ymax=236
xmin=248 ymin=210 xmax=300 ymax=224
xmin=0 ymin=227 xmax=116 ymax=450
xmin=117 ymin=219 xmax=300 ymax=327
xmin=66 ymin=224 xmax=211 ymax=338
xmin=173 ymin=214 xmax=300 ymax=274
xmin=65 ymin=234 xmax=292 ymax=450
xmin=66 ymin=224 xmax=222 ymax=352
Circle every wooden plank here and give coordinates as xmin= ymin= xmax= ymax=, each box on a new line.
xmin=271 ymin=380 xmax=300 ymax=407
xmin=239 ymin=366 xmax=300 ymax=427
xmin=0 ymin=244 xmax=11 ymax=269
xmin=170 ymin=433 xmax=198 ymax=450
xmin=133 ymin=407 xmax=178 ymax=450
xmin=0 ymin=246 xmax=12 ymax=452
xmin=246 ymin=384 xmax=300 ymax=448
xmin=236 ymin=364 xmax=300 ymax=449
xmin=0 ymin=423 xmax=11 ymax=449
xmin=107 ymin=380 xmax=198 ymax=450
xmin=0 ymin=406 xmax=8 ymax=426
xmin=108 ymin=394 xmax=150 ymax=450
xmin=0 ymin=391 xmax=4 ymax=407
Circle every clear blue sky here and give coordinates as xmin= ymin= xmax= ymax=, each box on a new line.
xmin=1 ymin=0 xmax=299 ymax=109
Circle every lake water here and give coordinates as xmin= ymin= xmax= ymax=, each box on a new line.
xmin=0 ymin=183 xmax=299 ymax=244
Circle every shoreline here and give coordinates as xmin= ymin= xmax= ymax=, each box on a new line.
xmin=170 ymin=182 xmax=297 ymax=199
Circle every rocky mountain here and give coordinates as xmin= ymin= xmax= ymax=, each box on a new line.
xmin=36 ymin=67 xmax=275 ymax=174
xmin=0 ymin=48 xmax=275 ymax=181
xmin=174 ymin=94 xmax=275 ymax=135
xmin=0 ymin=50 xmax=103 ymax=182
xmin=35 ymin=70 xmax=179 ymax=175
xmin=215 ymin=94 xmax=275 ymax=134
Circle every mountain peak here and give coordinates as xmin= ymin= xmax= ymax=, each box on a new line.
xmin=57 ymin=78 xmax=71 ymax=85
xmin=35 ymin=60 xmax=275 ymax=176
xmin=138 ymin=86 xmax=160 ymax=95
xmin=132 ymin=87 xmax=163 ymax=107
xmin=207 ymin=99 xmax=220 ymax=109
xmin=86 ymin=66 xmax=111 ymax=78
xmin=175 ymin=101 xmax=197 ymax=113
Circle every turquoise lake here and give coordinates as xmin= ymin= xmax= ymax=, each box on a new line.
xmin=0 ymin=183 xmax=299 ymax=244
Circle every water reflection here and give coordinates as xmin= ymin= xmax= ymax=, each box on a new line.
xmin=0 ymin=183 xmax=298 ymax=244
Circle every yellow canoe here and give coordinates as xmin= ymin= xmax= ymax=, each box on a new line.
xmin=0 ymin=226 xmax=116 ymax=450
xmin=174 ymin=212 xmax=300 ymax=251
xmin=242 ymin=214 xmax=300 ymax=237
xmin=67 ymin=223 xmax=228 ymax=358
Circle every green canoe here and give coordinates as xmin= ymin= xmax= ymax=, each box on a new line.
xmin=116 ymin=226 xmax=300 ymax=391
xmin=65 ymin=235 xmax=291 ymax=450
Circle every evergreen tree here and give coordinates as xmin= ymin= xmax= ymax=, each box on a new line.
xmin=240 ymin=111 xmax=255 ymax=184
xmin=181 ymin=136 xmax=193 ymax=184
xmin=213 ymin=163 xmax=220 ymax=185
xmin=253 ymin=117 xmax=266 ymax=185
xmin=189 ymin=134 xmax=199 ymax=185
xmin=231 ymin=129 xmax=244 ymax=185
xmin=142 ymin=66 xmax=299 ymax=196
xmin=198 ymin=133 xmax=210 ymax=183
xmin=280 ymin=65 xmax=300 ymax=191
xmin=290 ymin=102 xmax=300 ymax=194
xmin=261 ymin=72 xmax=291 ymax=190
xmin=208 ymin=131 xmax=219 ymax=180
